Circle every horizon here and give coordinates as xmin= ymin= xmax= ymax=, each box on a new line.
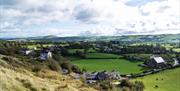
xmin=0 ymin=0 xmax=180 ymax=38
xmin=0 ymin=33 xmax=179 ymax=39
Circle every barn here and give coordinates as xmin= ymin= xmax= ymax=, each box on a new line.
xmin=146 ymin=56 xmax=167 ymax=68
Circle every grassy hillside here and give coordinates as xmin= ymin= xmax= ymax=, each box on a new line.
xmin=0 ymin=55 xmax=96 ymax=91
xmin=133 ymin=68 xmax=180 ymax=91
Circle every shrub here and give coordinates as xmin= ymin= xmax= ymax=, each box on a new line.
xmin=72 ymin=65 xmax=81 ymax=73
xmin=32 ymin=66 xmax=42 ymax=72
xmin=119 ymin=80 xmax=145 ymax=91
xmin=99 ymin=80 xmax=112 ymax=90
xmin=120 ymin=80 xmax=133 ymax=87
xmin=61 ymin=61 xmax=72 ymax=74
xmin=48 ymin=59 xmax=61 ymax=72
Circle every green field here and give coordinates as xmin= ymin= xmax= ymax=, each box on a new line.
xmin=173 ymin=48 xmax=180 ymax=52
xmin=71 ymin=53 xmax=143 ymax=74
xmin=133 ymin=68 xmax=180 ymax=91
xmin=68 ymin=49 xmax=84 ymax=54
xmin=86 ymin=53 xmax=122 ymax=59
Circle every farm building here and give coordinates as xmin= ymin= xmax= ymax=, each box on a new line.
xmin=172 ymin=58 xmax=179 ymax=66
xmin=103 ymin=47 xmax=113 ymax=53
xmin=84 ymin=71 xmax=121 ymax=81
xmin=39 ymin=50 xmax=52 ymax=60
xmin=145 ymin=56 xmax=167 ymax=68
xmin=84 ymin=72 xmax=98 ymax=80
xmin=107 ymin=71 xmax=121 ymax=80
xmin=20 ymin=48 xmax=32 ymax=55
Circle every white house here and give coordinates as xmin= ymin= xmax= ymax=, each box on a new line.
xmin=39 ymin=50 xmax=52 ymax=60
xmin=20 ymin=49 xmax=32 ymax=55
xmin=172 ymin=58 xmax=179 ymax=66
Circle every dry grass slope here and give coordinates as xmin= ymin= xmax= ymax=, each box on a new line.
xmin=0 ymin=55 xmax=96 ymax=91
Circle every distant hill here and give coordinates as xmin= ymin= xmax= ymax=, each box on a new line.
xmin=2 ymin=34 xmax=180 ymax=43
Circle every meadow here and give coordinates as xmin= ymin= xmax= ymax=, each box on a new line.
xmin=173 ymin=48 xmax=180 ymax=52
xmin=133 ymin=68 xmax=180 ymax=91
xmin=86 ymin=53 xmax=122 ymax=59
xmin=72 ymin=53 xmax=143 ymax=74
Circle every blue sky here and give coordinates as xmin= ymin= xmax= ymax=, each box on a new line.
xmin=0 ymin=0 xmax=180 ymax=38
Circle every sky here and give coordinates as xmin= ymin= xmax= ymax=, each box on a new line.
xmin=0 ymin=0 xmax=180 ymax=38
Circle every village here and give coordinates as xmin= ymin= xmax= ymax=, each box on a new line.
xmin=0 ymin=38 xmax=180 ymax=91
xmin=18 ymin=42 xmax=180 ymax=86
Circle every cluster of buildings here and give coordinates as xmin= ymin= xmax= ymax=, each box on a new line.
xmin=20 ymin=45 xmax=63 ymax=60
xmin=143 ymin=55 xmax=179 ymax=68
xmin=83 ymin=71 xmax=121 ymax=84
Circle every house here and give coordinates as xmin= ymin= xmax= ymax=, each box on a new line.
xmin=84 ymin=71 xmax=121 ymax=84
xmin=96 ymin=71 xmax=109 ymax=80
xmin=172 ymin=58 xmax=179 ymax=67
xmin=103 ymin=47 xmax=112 ymax=53
xmin=84 ymin=72 xmax=98 ymax=80
xmin=145 ymin=56 xmax=167 ymax=68
xmin=20 ymin=49 xmax=32 ymax=55
xmin=107 ymin=71 xmax=121 ymax=80
xmin=39 ymin=50 xmax=52 ymax=60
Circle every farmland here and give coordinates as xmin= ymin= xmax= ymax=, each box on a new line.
xmin=72 ymin=53 xmax=143 ymax=74
xmin=133 ymin=68 xmax=180 ymax=91
xmin=86 ymin=53 xmax=122 ymax=59
xmin=173 ymin=48 xmax=180 ymax=52
xmin=0 ymin=34 xmax=180 ymax=91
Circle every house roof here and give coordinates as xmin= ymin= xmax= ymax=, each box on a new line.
xmin=41 ymin=49 xmax=51 ymax=53
xmin=153 ymin=57 xmax=165 ymax=63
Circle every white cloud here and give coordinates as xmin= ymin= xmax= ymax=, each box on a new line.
xmin=0 ymin=0 xmax=179 ymax=37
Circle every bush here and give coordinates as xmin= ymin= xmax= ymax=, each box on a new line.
xmin=32 ymin=66 xmax=42 ymax=72
xmin=48 ymin=59 xmax=61 ymax=72
xmin=75 ymin=51 xmax=86 ymax=58
xmin=119 ymin=80 xmax=145 ymax=91
xmin=99 ymin=80 xmax=112 ymax=90
xmin=120 ymin=80 xmax=133 ymax=87
xmin=72 ymin=65 xmax=81 ymax=73
xmin=61 ymin=61 xmax=72 ymax=73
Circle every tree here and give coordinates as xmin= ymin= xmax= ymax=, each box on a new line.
xmin=75 ymin=50 xmax=86 ymax=58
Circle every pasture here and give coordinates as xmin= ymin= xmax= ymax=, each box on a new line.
xmin=133 ymin=68 xmax=180 ymax=91
xmin=86 ymin=53 xmax=122 ymax=59
xmin=71 ymin=53 xmax=143 ymax=74
xmin=173 ymin=48 xmax=180 ymax=52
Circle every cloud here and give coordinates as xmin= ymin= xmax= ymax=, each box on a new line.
xmin=73 ymin=4 xmax=99 ymax=23
xmin=125 ymin=0 xmax=166 ymax=7
xmin=0 ymin=0 xmax=180 ymax=38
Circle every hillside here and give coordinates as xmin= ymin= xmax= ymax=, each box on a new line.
xmin=4 ymin=34 xmax=180 ymax=43
xmin=0 ymin=54 xmax=97 ymax=91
